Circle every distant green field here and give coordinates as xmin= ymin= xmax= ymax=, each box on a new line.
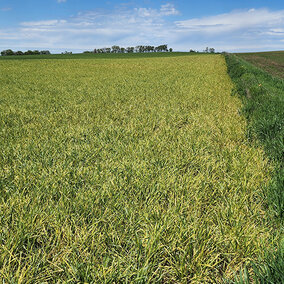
xmin=237 ymin=51 xmax=284 ymax=79
xmin=0 ymin=52 xmax=193 ymax=60
xmin=0 ymin=55 xmax=275 ymax=282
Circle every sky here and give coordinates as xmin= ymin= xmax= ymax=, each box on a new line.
xmin=0 ymin=0 xmax=284 ymax=53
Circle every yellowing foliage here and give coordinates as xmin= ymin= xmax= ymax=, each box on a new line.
xmin=0 ymin=55 xmax=273 ymax=282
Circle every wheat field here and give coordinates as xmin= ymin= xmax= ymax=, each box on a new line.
xmin=0 ymin=55 xmax=274 ymax=282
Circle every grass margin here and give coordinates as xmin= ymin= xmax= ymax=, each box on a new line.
xmin=224 ymin=54 xmax=284 ymax=283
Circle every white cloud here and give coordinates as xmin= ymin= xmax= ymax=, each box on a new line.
xmin=0 ymin=6 xmax=284 ymax=53
xmin=175 ymin=8 xmax=284 ymax=34
xmin=267 ymin=28 xmax=284 ymax=36
xmin=16 ymin=4 xmax=174 ymax=46
xmin=1 ymin=7 xmax=11 ymax=11
xmin=271 ymin=28 xmax=284 ymax=33
xmin=134 ymin=8 xmax=157 ymax=18
xmin=21 ymin=20 xmax=67 ymax=26
xmin=160 ymin=4 xmax=179 ymax=16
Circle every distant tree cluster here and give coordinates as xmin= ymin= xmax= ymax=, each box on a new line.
xmin=1 ymin=46 xmax=217 ymax=56
xmin=0 ymin=49 xmax=51 ymax=56
xmin=188 ymin=47 xmax=216 ymax=54
xmin=84 ymin=44 xmax=172 ymax=54
xmin=204 ymin=47 xmax=215 ymax=53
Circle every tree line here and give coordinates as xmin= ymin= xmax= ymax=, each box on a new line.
xmin=188 ymin=47 xmax=215 ymax=53
xmin=84 ymin=45 xmax=172 ymax=54
xmin=1 ymin=46 xmax=216 ymax=56
xmin=203 ymin=47 xmax=215 ymax=53
xmin=1 ymin=49 xmax=51 ymax=56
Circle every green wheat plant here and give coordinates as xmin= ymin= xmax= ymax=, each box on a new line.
xmin=0 ymin=55 xmax=275 ymax=282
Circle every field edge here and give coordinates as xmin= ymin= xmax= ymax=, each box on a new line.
xmin=224 ymin=53 xmax=284 ymax=283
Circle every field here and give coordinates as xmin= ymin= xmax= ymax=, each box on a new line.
xmin=0 ymin=55 xmax=276 ymax=282
xmin=237 ymin=51 xmax=284 ymax=79
xmin=0 ymin=51 xmax=192 ymax=61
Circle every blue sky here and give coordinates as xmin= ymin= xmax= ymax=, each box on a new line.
xmin=0 ymin=0 xmax=284 ymax=53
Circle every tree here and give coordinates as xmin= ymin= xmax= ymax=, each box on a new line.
xmin=145 ymin=46 xmax=155 ymax=52
xmin=204 ymin=47 xmax=209 ymax=53
xmin=1 ymin=49 xmax=14 ymax=56
xmin=90 ymin=44 xmax=172 ymax=54
xmin=209 ymin=48 xmax=215 ymax=54
xmin=25 ymin=50 xmax=34 ymax=55
xmin=15 ymin=51 xmax=24 ymax=56
xmin=155 ymin=45 xmax=168 ymax=52
xmin=135 ymin=45 xmax=144 ymax=53
xmin=111 ymin=45 xmax=120 ymax=53
xmin=126 ymin=47 xmax=134 ymax=53
xmin=40 ymin=50 xmax=51 ymax=55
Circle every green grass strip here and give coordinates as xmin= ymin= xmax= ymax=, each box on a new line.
xmin=225 ymin=54 xmax=284 ymax=283
xmin=0 ymin=51 xmax=194 ymax=60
